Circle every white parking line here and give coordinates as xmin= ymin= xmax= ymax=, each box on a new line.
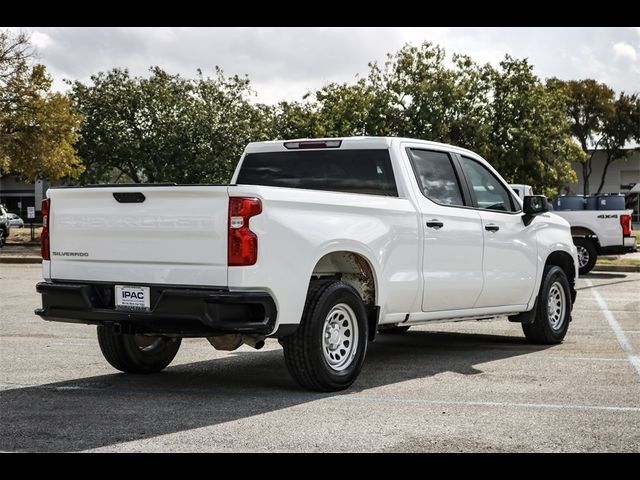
xmin=335 ymin=395 xmax=640 ymax=413
xmin=586 ymin=279 xmax=640 ymax=378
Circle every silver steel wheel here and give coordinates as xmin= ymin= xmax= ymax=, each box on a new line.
xmin=547 ymin=281 xmax=566 ymax=331
xmin=322 ymin=303 xmax=359 ymax=371
xmin=133 ymin=335 xmax=167 ymax=353
xmin=576 ymin=245 xmax=590 ymax=269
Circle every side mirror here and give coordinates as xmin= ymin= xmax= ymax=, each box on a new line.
xmin=523 ymin=195 xmax=548 ymax=215
xmin=522 ymin=195 xmax=548 ymax=226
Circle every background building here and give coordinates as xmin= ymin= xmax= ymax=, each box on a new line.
xmin=0 ymin=175 xmax=49 ymax=222
xmin=566 ymin=149 xmax=639 ymax=196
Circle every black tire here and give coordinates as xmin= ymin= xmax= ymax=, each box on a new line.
xmin=0 ymin=227 xmax=6 ymax=248
xmin=378 ymin=325 xmax=411 ymax=334
xmin=282 ymin=280 xmax=369 ymax=392
xmin=522 ymin=265 xmax=572 ymax=344
xmin=574 ymin=237 xmax=597 ymax=275
xmin=97 ymin=325 xmax=181 ymax=374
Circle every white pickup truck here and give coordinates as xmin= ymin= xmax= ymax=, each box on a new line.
xmin=36 ymin=137 xmax=578 ymax=391
xmin=510 ymin=184 xmax=636 ymax=275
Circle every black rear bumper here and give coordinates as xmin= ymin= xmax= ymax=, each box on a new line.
xmin=35 ymin=282 xmax=277 ymax=337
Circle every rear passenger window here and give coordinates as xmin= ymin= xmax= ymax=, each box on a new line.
xmin=408 ymin=149 xmax=464 ymax=206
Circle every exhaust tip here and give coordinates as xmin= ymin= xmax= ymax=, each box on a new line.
xmin=241 ymin=334 xmax=266 ymax=350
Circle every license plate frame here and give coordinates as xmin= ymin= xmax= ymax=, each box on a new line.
xmin=115 ymin=285 xmax=151 ymax=312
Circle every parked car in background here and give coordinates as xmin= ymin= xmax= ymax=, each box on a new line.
xmin=8 ymin=213 xmax=24 ymax=228
xmin=0 ymin=204 xmax=11 ymax=248
xmin=510 ymin=185 xmax=636 ymax=274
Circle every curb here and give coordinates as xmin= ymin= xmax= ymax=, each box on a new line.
xmin=0 ymin=256 xmax=42 ymax=264
xmin=593 ymin=264 xmax=640 ymax=273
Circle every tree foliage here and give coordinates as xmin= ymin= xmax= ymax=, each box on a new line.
xmin=70 ymin=67 xmax=266 ymax=184
xmin=485 ymin=56 xmax=582 ymax=196
xmin=269 ymin=42 xmax=581 ymax=196
xmin=548 ymin=79 xmax=616 ymax=194
xmin=0 ymin=30 xmax=84 ymax=181
xmin=596 ymin=92 xmax=640 ymax=194
xmin=552 ymin=79 xmax=640 ymax=194
xmin=69 ymin=40 xmax=631 ymax=197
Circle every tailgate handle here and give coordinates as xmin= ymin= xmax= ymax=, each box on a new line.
xmin=113 ymin=192 xmax=146 ymax=203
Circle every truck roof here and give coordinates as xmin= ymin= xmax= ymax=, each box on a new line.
xmin=244 ymin=136 xmax=483 ymax=159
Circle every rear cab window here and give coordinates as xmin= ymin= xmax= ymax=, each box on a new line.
xmin=236 ymin=149 xmax=398 ymax=197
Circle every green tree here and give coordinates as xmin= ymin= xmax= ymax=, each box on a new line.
xmin=277 ymin=42 xmax=580 ymax=196
xmin=595 ymin=92 xmax=640 ymax=194
xmin=366 ymin=43 xmax=493 ymax=149
xmin=70 ymin=66 xmax=267 ymax=184
xmin=0 ymin=30 xmax=84 ymax=181
xmin=486 ymin=57 xmax=582 ymax=197
xmin=263 ymin=100 xmax=322 ymax=139
xmin=549 ymin=79 xmax=616 ymax=195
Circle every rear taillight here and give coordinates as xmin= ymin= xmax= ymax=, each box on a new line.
xmin=41 ymin=198 xmax=50 ymax=260
xmin=620 ymin=214 xmax=631 ymax=236
xmin=228 ymin=197 xmax=262 ymax=266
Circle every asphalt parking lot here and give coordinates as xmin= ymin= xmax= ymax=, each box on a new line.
xmin=1 ymin=264 xmax=638 ymax=452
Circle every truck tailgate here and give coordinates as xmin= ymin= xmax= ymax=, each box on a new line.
xmin=48 ymin=186 xmax=229 ymax=286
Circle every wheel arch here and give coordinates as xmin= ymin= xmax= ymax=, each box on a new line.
xmin=311 ymin=250 xmax=378 ymax=308
xmin=311 ymin=250 xmax=380 ymax=341
xmin=544 ymin=250 xmax=577 ymax=304
xmin=571 ymin=225 xmax=598 ymax=239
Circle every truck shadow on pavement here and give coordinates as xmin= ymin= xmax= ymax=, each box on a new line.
xmin=0 ymin=330 xmax=550 ymax=452
xmin=581 ymin=272 xmax=627 ymax=279
xmin=575 ymin=272 xmax=636 ymax=290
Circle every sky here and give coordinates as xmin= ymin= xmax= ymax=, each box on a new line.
xmin=6 ymin=27 xmax=640 ymax=104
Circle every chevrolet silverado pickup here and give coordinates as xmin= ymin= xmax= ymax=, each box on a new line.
xmin=36 ymin=137 xmax=579 ymax=391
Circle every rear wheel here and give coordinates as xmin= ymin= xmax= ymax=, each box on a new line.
xmin=0 ymin=227 xmax=7 ymax=247
xmin=97 ymin=325 xmax=181 ymax=373
xmin=574 ymin=237 xmax=597 ymax=275
xmin=282 ymin=280 xmax=368 ymax=392
xmin=522 ymin=265 xmax=571 ymax=344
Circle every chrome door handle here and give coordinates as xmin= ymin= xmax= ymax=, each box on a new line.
xmin=426 ymin=220 xmax=444 ymax=230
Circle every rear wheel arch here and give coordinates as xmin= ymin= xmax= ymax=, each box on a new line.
xmin=570 ymin=226 xmax=600 ymax=250
xmin=311 ymin=251 xmax=378 ymax=310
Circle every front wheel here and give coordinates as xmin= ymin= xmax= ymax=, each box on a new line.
xmin=97 ymin=325 xmax=181 ymax=373
xmin=522 ymin=265 xmax=572 ymax=344
xmin=574 ymin=237 xmax=597 ymax=275
xmin=282 ymin=280 xmax=369 ymax=392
